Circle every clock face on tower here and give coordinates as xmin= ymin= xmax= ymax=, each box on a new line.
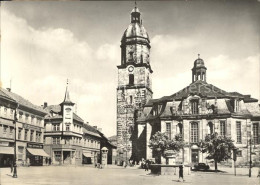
xmin=128 ymin=65 xmax=134 ymax=73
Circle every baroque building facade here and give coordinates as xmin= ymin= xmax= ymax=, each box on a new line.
xmin=116 ymin=5 xmax=153 ymax=161
xmin=0 ymin=88 xmax=48 ymax=167
xmin=136 ymin=56 xmax=260 ymax=166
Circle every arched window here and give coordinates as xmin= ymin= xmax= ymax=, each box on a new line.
xmin=208 ymin=122 xmax=214 ymax=134
xmin=191 ymin=122 xmax=199 ymax=143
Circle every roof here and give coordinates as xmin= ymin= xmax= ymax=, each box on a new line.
xmin=44 ymin=104 xmax=84 ymax=123
xmin=141 ymin=80 xmax=259 ymax=120
xmin=121 ymin=23 xmax=150 ymax=42
xmin=83 ymin=124 xmax=101 ymax=138
xmin=151 ymin=80 xmax=257 ymax=103
xmin=0 ymin=88 xmax=46 ymax=115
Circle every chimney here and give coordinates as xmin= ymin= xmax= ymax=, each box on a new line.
xmin=43 ymin=102 xmax=48 ymax=109
xmin=98 ymin=128 xmax=102 ymax=132
xmin=93 ymin=126 xmax=97 ymax=129
xmin=6 ymin=88 xmax=11 ymax=92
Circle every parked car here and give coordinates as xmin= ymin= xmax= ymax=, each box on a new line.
xmin=194 ymin=163 xmax=210 ymax=170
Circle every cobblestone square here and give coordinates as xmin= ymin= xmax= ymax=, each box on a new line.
xmin=0 ymin=166 xmax=259 ymax=185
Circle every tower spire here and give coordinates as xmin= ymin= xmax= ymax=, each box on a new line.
xmin=131 ymin=1 xmax=141 ymax=23
xmin=62 ymin=79 xmax=74 ymax=105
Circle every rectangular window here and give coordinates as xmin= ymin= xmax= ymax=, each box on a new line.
xmin=53 ymin=124 xmax=60 ymax=131
xmin=191 ymin=122 xmax=199 ymax=143
xmin=166 ymin=123 xmax=171 ymax=139
xmin=18 ymin=128 xmax=22 ymax=140
xmin=24 ymin=130 xmax=28 ymax=141
xmin=53 ymin=137 xmax=60 ymax=144
xmin=31 ymin=116 xmax=35 ymax=124
xmin=10 ymin=127 xmax=14 ymax=135
xmin=30 ymin=130 xmax=34 ymax=141
xmin=66 ymin=125 xmax=70 ymax=131
xmin=237 ymin=150 xmax=242 ymax=157
xmin=236 ymin=122 xmax=241 ymax=143
xmin=3 ymin=126 xmax=7 ymax=134
xmin=129 ymin=74 xmax=134 ymax=85
xmin=19 ymin=113 xmax=23 ymax=121
xmin=36 ymin=132 xmax=41 ymax=143
xmin=4 ymin=107 xmax=7 ymax=115
xmin=220 ymin=121 xmax=226 ymax=136
xmin=191 ymin=99 xmax=199 ymax=114
xmin=253 ymin=123 xmax=259 ymax=144
xmin=25 ymin=114 xmax=29 ymax=122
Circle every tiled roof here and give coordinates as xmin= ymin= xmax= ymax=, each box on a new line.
xmin=148 ymin=81 xmax=258 ymax=104
xmin=83 ymin=124 xmax=101 ymax=138
xmin=0 ymin=88 xmax=46 ymax=114
xmin=44 ymin=105 xmax=84 ymax=123
xmin=0 ymin=88 xmax=14 ymax=101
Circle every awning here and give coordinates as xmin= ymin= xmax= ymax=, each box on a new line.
xmin=0 ymin=147 xmax=14 ymax=154
xmin=27 ymin=148 xmax=49 ymax=157
xmin=82 ymin=152 xmax=91 ymax=157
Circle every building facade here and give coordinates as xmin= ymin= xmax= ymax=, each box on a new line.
xmin=0 ymin=88 xmax=48 ymax=167
xmin=116 ymin=5 xmax=153 ymax=161
xmin=136 ymin=56 xmax=260 ymax=166
xmin=44 ymin=83 xmax=110 ymax=166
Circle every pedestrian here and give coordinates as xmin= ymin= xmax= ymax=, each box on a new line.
xmin=145 ymin=160 xmax=149 ymax=171
xmin=10 ymin=160 xmax=13 ymax=173
xmin=45 ymin=157 xmax=48 ymax=165
xmin=48 ymin=157 xmax=52 ymax=165
xmin=178 ymin=163 xmax=185 ymax=182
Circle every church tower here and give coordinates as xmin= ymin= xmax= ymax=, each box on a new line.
xmin=116 ymin=4 xmax=153 ymax=160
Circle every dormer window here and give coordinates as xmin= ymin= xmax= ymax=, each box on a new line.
xmin=191 ymin=99 xmax=199 ymax=114
xmin=230 ymin=99 xmax=240 ymax=112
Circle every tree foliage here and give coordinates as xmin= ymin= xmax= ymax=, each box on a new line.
xmin=149 ymin=131 xmax=185 ymax=158
xmin=199 ymin=132 xmax=235 ymax=170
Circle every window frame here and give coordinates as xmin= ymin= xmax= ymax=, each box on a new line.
xmin=236 ymin=121 xmax=242 ymax=143
xmin=190 ymin=122 xmax=199 ymax=143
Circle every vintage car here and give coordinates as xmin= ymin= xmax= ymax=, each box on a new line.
xmin=193 ymin=163 xmax=210 ymax=170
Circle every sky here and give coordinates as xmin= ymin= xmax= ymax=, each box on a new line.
xmin=1 ymin=1 xmax=260 ymax=137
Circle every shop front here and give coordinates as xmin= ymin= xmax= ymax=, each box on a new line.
xmin=26 ymin=143 xmax=49 ymax=166
xmin=82 ymin=151 xmax=92 ymax=164
xmin=0 ymin=142 xmax=14 ymax=167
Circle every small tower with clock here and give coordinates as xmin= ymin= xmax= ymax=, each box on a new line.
xmin=116 ymin=4 xmax=153 ymax=161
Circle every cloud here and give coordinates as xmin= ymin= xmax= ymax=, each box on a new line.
xmin=1 ymin=9 xmax=118 ymax=136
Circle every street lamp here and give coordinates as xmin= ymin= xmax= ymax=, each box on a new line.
xmin=249 ymin=139 xmax=252 ymax=177
xmin=13 ymin=106 xmax=18 ymax=178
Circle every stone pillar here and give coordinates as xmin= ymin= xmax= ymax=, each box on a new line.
xmin=101 ymin=147 xmax=108 ymax=168
xmin=146 ymin=122 xmax=152 ymax=159
xmin=61 ymin=150 xmax=63 ymax=165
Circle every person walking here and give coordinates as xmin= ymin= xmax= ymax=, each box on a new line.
xmin=45 ymin=157 xmax=48 ymax=165
xmin=48 ymin=157 xmax=52 ymax=165
xmin=145 ymin=160 xmax=149 ymax=171
xmin=178 ymin=163 xmax=184 ymax=182
xmin=10 ymin=160 xmax=13 ymax=173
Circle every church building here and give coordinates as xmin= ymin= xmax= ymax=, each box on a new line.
xmin=116 ymin=5 xmax=153 ymax=161
xmin=136 ymin=55 xmax=260 ymax=166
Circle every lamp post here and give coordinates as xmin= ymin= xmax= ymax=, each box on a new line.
xmin=124 ymin=108 xmax=128 ymax=166
xmin=13 ymin=107 xmax=18 ymax=178
xmin=249 ymin=139 xmax=252 ymax=177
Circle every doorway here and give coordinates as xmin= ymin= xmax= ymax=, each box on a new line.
xmin=191 ymin=149 xmax=199 ymax=164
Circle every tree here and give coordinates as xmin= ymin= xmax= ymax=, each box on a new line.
xmin=199 ymin=132 xmax=235 ymax=171
xmin=149 ymin=131 xmax=185 ymax=162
